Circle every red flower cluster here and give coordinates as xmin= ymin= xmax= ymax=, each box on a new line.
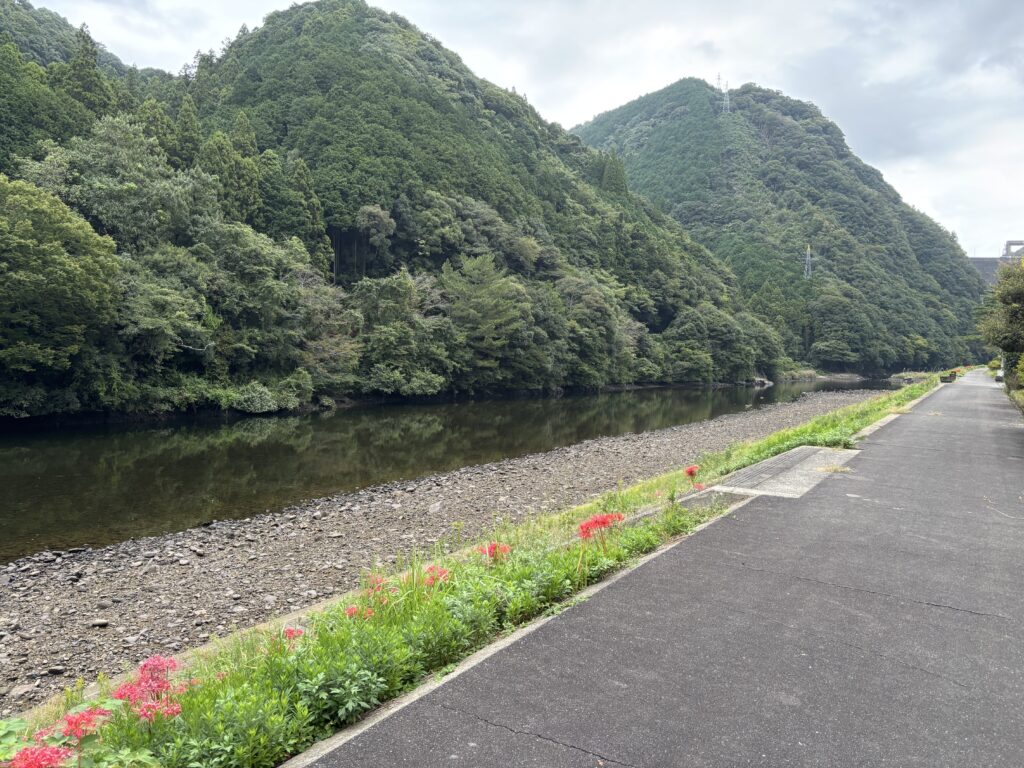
xmin=578 ymin=513 xmax=624 ymax=539
xmin=684 ymin=465 xmax=700 ymax=478
xmin=345 ymin=604 xmax=374 ymax=620
xmin=365 ymin=574 xmax=399 ymax=604
xmin=60 ymin=706 xmax=110 ymax=740
xmin=136 ymin=700 xmax=182 ymax=723
xmin=113 ymin=655 xmax=184 ymax=723
xmin=693 ymin=482 xmax=705 ymax=491
xmin=423 ymin=564 xmax=449 ymax=587
xmin=9 ymin=746 xmax=74 ymax=768
xmin=283 ymin=627 xmax=304 ymax=641
xmin=476 ymin=542 xmax=511 ymax=561
xmin=138 ymin=655 xmax=178 ymax=679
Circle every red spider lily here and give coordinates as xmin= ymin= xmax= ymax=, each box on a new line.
xmin=578 ymin=513 xmax=625 ymax=539
xmin=366 ymin=574 xmax=388 ymax=593
xmin=283 ymin=627 xmax=304 ymax=641
xmin=476 ymin=542 xmax=511 ymax=561
xmin=114 ymin=676 xmax=169 ymax=706
xmin=138 ymin=656 xmax=177 ymax=678
xmin=136 ymin=700 xmax=182 ymax=723
xmin=362 ymin=607 xmax=374 ymax=620
xmin=345 ymin=605 xmax=359 ymax=618
xmin=423 ymin=564 xmax=450 ymax=586
xmin=685 ymin=465 xmax=700 ymax=478
xmin=215 ymin=671 xmax=228 ymax=681
xmin=693 ymin=483 xmax=705 ymax=491
xmin=61 ymin=706 xmax=110 ymax=740
xmin=114 ymin=655 xmax=183 ymax=723
xmin=31 ymin=727 xmax=54 ymax=745
xmin=9 ymin=746 xmax=74 ymax=768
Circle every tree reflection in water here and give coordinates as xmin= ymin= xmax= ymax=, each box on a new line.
xmin=0 ymin=381 xmax=887 ymax=560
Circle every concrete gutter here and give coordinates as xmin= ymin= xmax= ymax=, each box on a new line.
xmin=852 ymin=379 xmax=943 ymax=440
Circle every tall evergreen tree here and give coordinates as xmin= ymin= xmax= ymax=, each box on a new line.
xmin=172 ymin=93 xmax=201 ymax=168
xmin=440 ymin=254 xmax=545 ymax=390
xmin=47 ymin=25 xmax=113 ymax=116
xmin=599 ymin=152 xmax=628 ymax=195
xmin=230 ymin=111 xmax=258 ymax=157
xmin=135 ymin=98 xmax=176 ymax=158
xmin=198 ymin=130 xmax=260 ymax=224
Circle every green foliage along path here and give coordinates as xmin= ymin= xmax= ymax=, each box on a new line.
xmin=575 ymin=78 xmax=985 ymax=373
xmin=981 ymin=258 xmax=1024 ymax=407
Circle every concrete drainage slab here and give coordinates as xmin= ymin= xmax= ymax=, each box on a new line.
xmin=714 ymin=445 xmax=858 ymax=499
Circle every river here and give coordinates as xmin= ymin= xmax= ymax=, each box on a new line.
xmin=0 ymin=380 xmax=890 ymax=561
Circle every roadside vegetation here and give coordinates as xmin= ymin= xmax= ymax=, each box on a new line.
xmin=980 ymin=259 xmax=1024 ymax=410
xmin=0 ymin=378 xmax=937 ymax=768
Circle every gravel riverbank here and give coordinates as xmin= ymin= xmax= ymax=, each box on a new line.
xmin=0 ymin=389 xmax=878 ymax=716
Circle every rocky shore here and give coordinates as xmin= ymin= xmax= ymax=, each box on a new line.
xmin=0 ymin=389 xmax=879 ymax=716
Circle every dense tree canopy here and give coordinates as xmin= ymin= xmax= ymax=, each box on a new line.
xmin=575 ymin=78 xmax=986 ymax=373
xmin=0 ymin=174 xmax=121 ymax=415
xmin=0 ymin=0 xmax=124 ymax=73
xmin=0 ymin=0 xmax=984 ymax=418
xmin=981 ymin=260 xmax=1024 ymax=389
xmin=0 ymin=41 xmax=89 ymax=170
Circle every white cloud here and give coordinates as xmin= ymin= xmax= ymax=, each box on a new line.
xmin=37 ymin=0 xmax=1024 ymax=260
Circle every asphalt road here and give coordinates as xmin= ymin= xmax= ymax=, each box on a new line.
xmin=307 ymin=371 xmax=1024 ymax=767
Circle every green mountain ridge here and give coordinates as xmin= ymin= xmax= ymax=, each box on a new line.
xmin=575 ymin=77 xmax=985 ymax=372
xmin=0 ymin=0 xmax=126 ymax=73
xmin=1 ymin=0 xmax=798 ymax=419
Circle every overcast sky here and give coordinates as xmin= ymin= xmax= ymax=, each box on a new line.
xmin=43 ymin=0 xmax=1024 ymax=261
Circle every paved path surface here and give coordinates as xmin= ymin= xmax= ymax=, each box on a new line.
xmin=305 ymin=372 xmax=1024 ymax=767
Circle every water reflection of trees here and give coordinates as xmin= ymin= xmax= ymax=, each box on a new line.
xmin=0 ymin=382 xmax=829 ymax=558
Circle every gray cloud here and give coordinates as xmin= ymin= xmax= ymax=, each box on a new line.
xmin=37 ymin=0 xmax=1024 ymax=259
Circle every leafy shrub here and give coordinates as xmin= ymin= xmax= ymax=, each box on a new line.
xmin=230 ymin=382 xmax=278 ymax=414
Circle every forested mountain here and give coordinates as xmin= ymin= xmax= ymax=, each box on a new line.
xmin=575 ymin=78 xmax=985 ymax=372
xmin=0 ymin=0 xmax=796 ymax=419
xmin=0 ymin=0 xmax=124 ymax=73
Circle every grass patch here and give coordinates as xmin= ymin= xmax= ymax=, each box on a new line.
xmin=0 ymin=376 xmax=938 ymax=768
xmin=817 ymin=464 xmax=852 ymax=474
xmin=1011 ymin=389 xmax=1024 ymax=414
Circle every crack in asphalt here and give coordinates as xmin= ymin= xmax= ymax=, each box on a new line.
xmin=435 ymin=702 xmax=636 ymax=767
xmin=721 ymin=559 xmax=1015 ymax=623
xmin=703 ymin=598 xmax=971 ymax=690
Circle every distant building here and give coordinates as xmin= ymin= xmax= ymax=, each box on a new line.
xmin=971 ymin=241 xmax=1023 ymax=286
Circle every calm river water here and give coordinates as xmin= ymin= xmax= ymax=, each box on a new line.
xmin=0 ymin=380 xmax=890 ymax=561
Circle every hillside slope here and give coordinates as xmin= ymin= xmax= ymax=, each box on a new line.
xmin=1 ymin=2 xmax=791 ymax=418
xmin=576 ymin=78 xmax=985 ymax=372
xmin=0 ymin=0 xmax=124 ymax=73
